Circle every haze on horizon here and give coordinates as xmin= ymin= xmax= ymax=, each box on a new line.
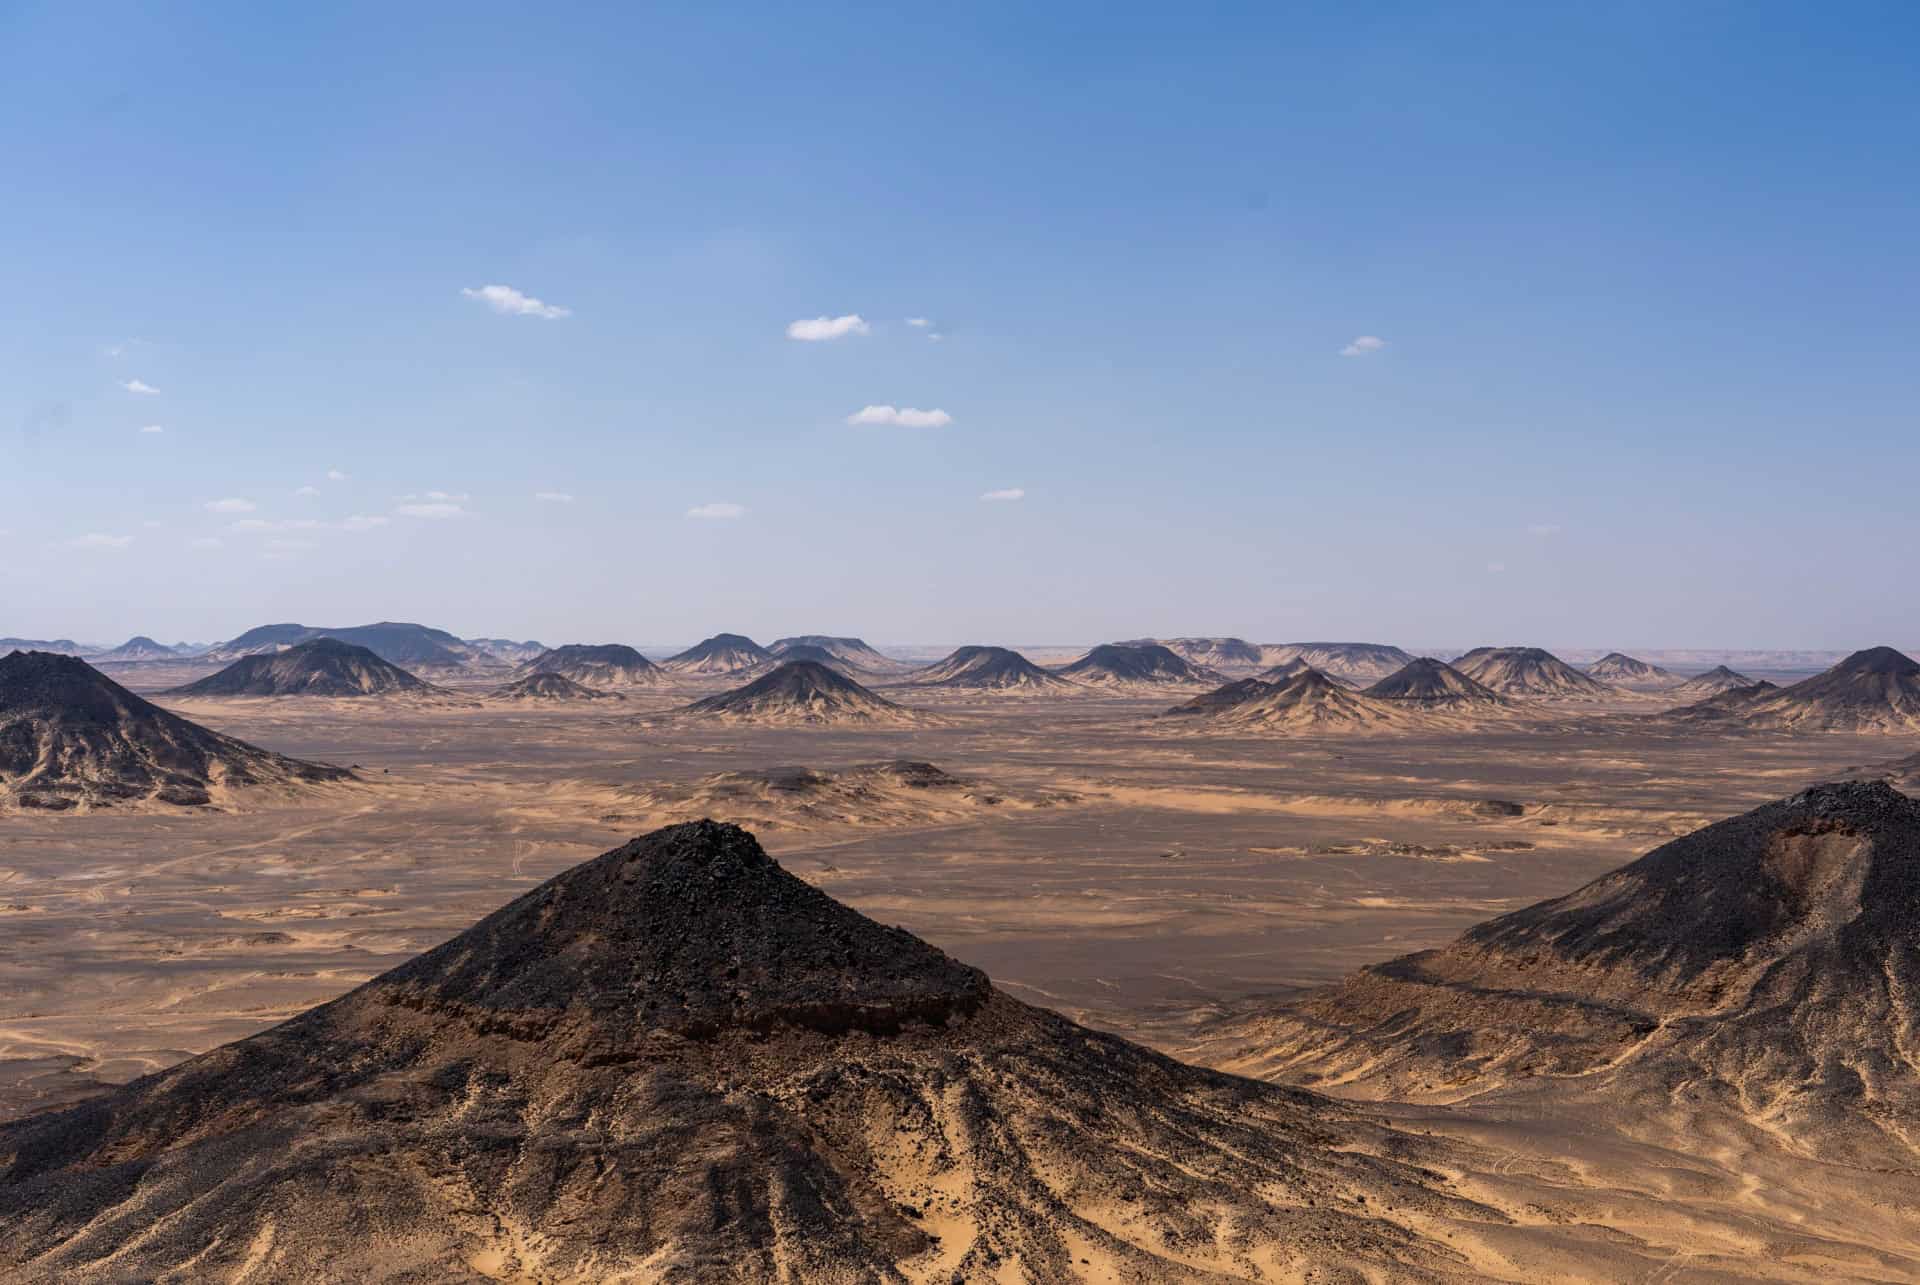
xmin=4 ymin=3 xmax=1917 ymax=650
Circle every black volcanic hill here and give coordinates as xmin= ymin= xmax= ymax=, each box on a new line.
xmin=0 ymin=639 xmax=89 ymax=657
xmin=661 ymin=631 xmax=772 ymax=674
xmin=1670 ymin=664 xmax=1757 ymax=698
xmin=683 ymin=660 xmax=915 ymax=725
xmin=91 ymin=636 xmax=175 ymax=663
xmin=169 ymin=639 xmax=441 ymax=698
xmin=1256 ymin=656 xmax=1359 ymax=688
xmin=0 ymin=651 xmax=350 ymax=810
xmin=1364 ymin=658 xmax=1506 ymax=706
xmin=1661 ymin=679 xmax=1780 ymax=723
xmin=1725 ymin=646 xmax=1920 ymax=732
xmin=1452 ymin=646 xmax=1614 ymax=698
xmin=760 ymin=642 xmax=858 ymax=673
xmin=1258 ymin=642 xmax=1414 ymax=683
xmin=1163 ymin=676 xmax=1277 ymax=717
xmin=768 ymin=635 xmax=908 ymax=673
xmin=1219 ymin=782 xmax=1920 ymax=1156
xmin=904 ymin=645 xmax=1076 ymax=690
xmin=1123 ymin=636 xmax=1265 ymax=672
xmin=203 ymin=621 xmax=486 ymax=669
xmin=1584 ymin=651 xmax=1681 ymax=688
xmin=0 ymin=821 xmax=1489 ymax=1280
xmin=519 ymin=643 xmax=663 ymax=688
xmin=1170 ymin=670 xmax=1418 ymax=732
xmin=1055 ymin=642 xmax=1218 ymax=688
xmin=488 ymin=673 xmax=625 ymax=703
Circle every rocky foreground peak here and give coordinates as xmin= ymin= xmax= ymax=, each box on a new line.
xmin=378 ymin=820 xmax=990 ymax=1040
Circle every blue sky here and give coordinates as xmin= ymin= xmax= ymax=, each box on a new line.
xmin=4 ymin=1 xmax=1917 ymax=649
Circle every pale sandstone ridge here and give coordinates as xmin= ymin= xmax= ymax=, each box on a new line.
xmin=167 ymin=638 xmax=447 ymax=699
xmin=681 ymin=660 xmax=919 ymax=725
xmin=0 ymin=821 xmax=1509 ymax=1282
xmin=0 ymin=650 xmax=351 ymax=811
xmin=1214 ymin=782 xmax=1920 ymax=1161
xmin=515 ymin=642 xmax=664 ymax=688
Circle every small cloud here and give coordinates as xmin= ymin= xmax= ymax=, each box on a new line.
xmin=980 ymin=487 xmax=1025 ymax=502
xmin=341 ymin=514 xmax=389 ymax=531
xmin=397 ymin=489 xmax=470 ymax=503
xmin=138 ymin=424 xmax=164 ymax=434
xmin=1487 ymin=561 xmax=1507 ymax=573
xmin=926 ymin=332 xmax=944 ymax=341
xmin=230 ymin=519 xmax=272 ymax=531
xmin=326 ymin=468 xmax=348 ymax=481
xmin=462 ymin=284 xmax=570 ymax=320
xmin=785 ymin=313 xmax=870 ymax=341
xmin=396 ymin=502 xmax=465 ymax=519
xmin=534 ymin=491 xmax=575 ymax=503
xmin=1340 ymin=336 xmax=1387 ymax=357
xmin=68 ymin=532 xmax=133 ymax=550
xmin=295 ymin=485 xmax=320 ymax=496
xmin=189 ymin=536 xmax=223 ymax=550
xmin=906 ymin=317 xmax=932 ymax=328
xmin=205 ymin=497 xmax=257 ymax=514
xmin=120 ymin=378 xmax=161 ymax=395
xmin=687 ymin=502 xmax=745 ymax=520
xmin=847 ymin=404 xmax=952 ymax=429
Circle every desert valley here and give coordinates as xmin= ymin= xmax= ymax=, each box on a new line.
xmin=3 ymin=625 xmax=1920 ymax=1280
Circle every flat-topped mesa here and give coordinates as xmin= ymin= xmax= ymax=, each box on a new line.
xmin=767 ymin=635 xmax=909 ymax=673
xmin=168 ymin=637 xmax=442 ymax=698
xmin=1257 ymin=656 xmax=1359 ymax=688
xmin=904 ymin=645 xmax=1077 ymax=690
xmin=682 ymin=660 xmax=915 ymax=725
xmin=0 ymin=650 xmax=350 ymax=810
xmin=517 ymin=643 xmax=663 ymax=688
xmin=1256 ymin=642 xmax=1415 ymax=684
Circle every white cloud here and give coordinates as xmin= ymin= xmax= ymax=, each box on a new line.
xmin=980 ymin=487 xmax=1025 ymax=502
xmin=686 ymin=502 xmax=745 ymax=520
xmin=68 ymin=532 xmax=133 ymax=550
xmin=189 ymin=536 xmax=223 ymax=550
xmin=846 ymin=404 xmax=952 ymax=429
xmin=462 ymin=284 xmax=570 ymax=320
xmin=534 ymin=491 xmax=575 ymax=503
xmin=120 ymin=378 xmax=160 ymax=395
xmin=138 ymin=424 xmax=164 ymax=434
xmin=1527 ymin=523 xmax=1563 ymax=537
xmin=1340 ymin=336 xmax=1387 ymax=357
xmin=398 ymin=489 xmax=470 ymax=502
xmin=906 ymin=317 xmax=932 ymax=328
xmin=785 ymin=314 xmax=869 ymax=341
xmin=295 ymin=485 xmax=320 ymax=496
xmin=396 ymin=502 xmax=465 ymax=519
xmin=230 ymin=519 xmax=272 ymax=531
xmin=1487 ymin=561 xmax=1507 ymax=573
xmin=326 ymin=468 xmax=348 ymax=481
xmin=205 ymin=497 xmax=257 ymax=514
xmin=926 ymin=332 xmax=944 ymax=342
xmin=341 ymin=514 xmax=389 ymax=531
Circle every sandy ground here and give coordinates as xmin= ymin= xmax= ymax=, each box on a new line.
xmin=5 ymin=666 xmax=1913 ymax=1277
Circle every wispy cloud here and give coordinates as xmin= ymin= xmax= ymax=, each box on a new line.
xmin=341 ymin=514 xmax=389 ymax=531
xmin=326 ymin=468 xmax=348 ymax=481
xmin=205 ymin=497 xmax=257 ymax=514
xmin=785 ymin=314 xmax=869 ymax=341
xmin=397 ymin=490 xmax=470 ymax=502
xmin=68 ymin=532 xmax=133 ymax=550
xmin=138 ymin=424 xmax=164 ymax=434
xmin=396 ymin=502 xmax=466 ymax=519
xmin=534 ymin=491 xmax=575 ymax=503
xmin=120 ymin=378 xmax=160 ymax=395
xmin=686 ymin=502 xmax=745 ymax=520
xmin=906 ymin=317 xmax=932 ymax=328
xmin=847 ymin=405 xmax=952 ymax=429
xmin=980 ymin=487 xmax=1025 ymax=502
xmin=1339 ymin=335 xmax=1387 ymax=357
xmin=295 ymin=485 xmax=320 ymax=496
xmin=462 ymin=284 xmax=570 ymax=320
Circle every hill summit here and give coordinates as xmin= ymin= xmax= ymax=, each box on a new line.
xmin=1452 ymin=646 xmax=1614 ymax=699
xmin=1055 ymin=642 xmax=1219 ymax=688
xmin=517 ymin=643 xmax=663 ymax=688
xmin=0 ymin=651 xmax=350 ymax=810
xmin=0 ymin=820 xmax=1499 ymax=1280
xmin=683 ymin=660 xmax=916 ymax=725
xmin=661 ymin=631 xmax=772 ymax=675
xmin=169 ymin=638 xmax=441 ymax=698
xmin=904 ymin=645 xmax=1075 ymax=690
